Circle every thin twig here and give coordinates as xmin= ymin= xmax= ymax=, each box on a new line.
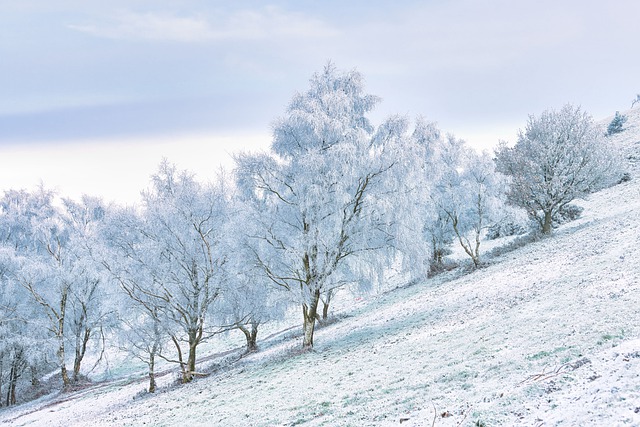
xmin=431 ymin=401 xmax=437 ymax=427
xmin=517 ymin=363 xmax=572 ymax=386
xmin=456 ymin=405 xmax=472 ymax=427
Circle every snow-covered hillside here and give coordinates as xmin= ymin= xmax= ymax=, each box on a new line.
xmin=2 ymin=107 xmax=640 ymax=426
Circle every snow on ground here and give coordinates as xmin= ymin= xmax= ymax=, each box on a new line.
xmin=2 ymin=108 xmax=640 ymax=426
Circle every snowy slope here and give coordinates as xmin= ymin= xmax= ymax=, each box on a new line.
xmin=2 ymin=107 xmax=640 ymax=426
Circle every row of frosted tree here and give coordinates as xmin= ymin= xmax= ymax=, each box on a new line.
xmin=0 ymin=63 xmax=622 ymax=404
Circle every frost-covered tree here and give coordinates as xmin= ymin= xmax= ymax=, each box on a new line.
xmin=218 ymin=203 xmax=288 ymax=353
xmin=451 ymin=150 xmax=511 ymax=267
xmin=430 ymin=135 xmax=510 ymax=267
xmin=427 ymin=134 xmax=465 ymax=267
xmin=495 ymin=104 xmax=620 ymax=234
xmin=0 ymin=188 xmax=75 ymax=387
xmin=100 ymin=206 xmax=168 ymax=393
xmin=606 ymin=111 xmax=627 ymax=136
xmin=394 ymin=118 xmax=451 ymax=273
xmin=424 ymin=210 xmax=453 ymax=271
xmin=0 ymin=189 xmax=112 ymax=390
xmin=235 ymin=63 xmax=429 ymax=348
xmin=0 ymin=263 xmax=53 ymax=406
xmin=0 ymin=204 xmax=46 ymax=405
xmin=104 ymin=161 xmax=229 ymax=383
xmin=61 ymin=196 xmax=113 ymax=382
xmin=0 ymin=250 xmax=29 ymax=406
xmin=219 ymin=265 xmax=283 ymax=353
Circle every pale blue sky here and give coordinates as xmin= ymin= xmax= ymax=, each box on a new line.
xmin=1 ymin=0 xmax=639 ymax=202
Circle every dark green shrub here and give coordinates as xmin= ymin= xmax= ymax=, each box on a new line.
xmin=606 ymin=111 xmax=627 ymax=136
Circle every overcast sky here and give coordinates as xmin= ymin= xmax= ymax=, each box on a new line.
xmin=1 ymin=0 xmax=639 ymax=204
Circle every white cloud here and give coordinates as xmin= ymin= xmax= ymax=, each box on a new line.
xmin=68 ymin=7 xmax=339 ymax=43
xmin=68 ymin=11 xmax=216 ymax=42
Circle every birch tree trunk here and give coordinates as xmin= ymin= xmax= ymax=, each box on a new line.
xmin=542 ymin=210 xmax=553 ymax=234
xmin=148 ymin=352 xmax=157 ymax=393
xmin=239 ymin=322 xmax=259 ymax=353
xmin=5 ymin=349 xmax=24 ymax=406
xmin=321 ymin=289 xmax=333 ymax=321
xmin=187 ymin=339 xmax=197 ymax=382
xmin=302 ymin=289 xmax=321 ymax=348
xmin=0 ymin=353 xmax=3 ymax=407
xmin=58 ymin=289 xmax=70 ymax=388
xmin=73 ymin=328 xmax=91 ymax=382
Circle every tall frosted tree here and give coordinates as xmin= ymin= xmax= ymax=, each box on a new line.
xmin=0 ymin=190 xmax=59 ymax=404
xmin=495 ymin=104 xmax=621 ymax=234
xmin=100 ymin=206 xmax=168 ymax=393
xmin=0 ymin=189 xmax=111 ymax=390
xmin=61 ymin=196 xmax=113 ymax=382
xmin=0 ymin=188 xmax=75 ymax=388
xmin=236 ymin=63 xmax=430 ymax=348
xmin=0 ymin=249 xmax=30 ymax=406
xmin=104 ymin=161 xmax=229 ymax=383
xmin=431 ymin=135 xmax=511 ymax=267
xmin=218 ymin=202 xmax=288 ymax=353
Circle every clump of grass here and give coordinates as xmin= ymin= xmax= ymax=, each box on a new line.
xmin=597 ymin=330 xmax=626 ymax=346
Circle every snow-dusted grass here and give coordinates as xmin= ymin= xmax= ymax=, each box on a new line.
xmin=2 ymin=108 xmax=640 ymax=426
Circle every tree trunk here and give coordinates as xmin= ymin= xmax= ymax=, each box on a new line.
xmin=187 ymin=343 xmax=196 ymax=381
xmin=0 ymin=352 xmax=4 ymax=407
xmin=470 ymin=253 xmax=480 ymax=268
xmin=30 ymin=365 xmax=39 ymax=387
xmin=57 ymin=335 xmax=70 ymax=388
xmin=58 ymin=289 xmax=70 ymax=389
xmin=321 ymin=289 xmax=333 ymax=321
xmin=239 ymin=323 xmax=259 ymax=353
xmin=250 ymin=322 xmax=258 ymax=350
xmin=148 ymin=352 xmax=156 ymax=393
xmin=6 ymin=364 xmax=17 ymax=406
xmin=451 ymin=215 xmax=481 ymax=268
xmin=470 ymin=241 xmax=480 ymax=268
xmin=184 ymin=327 xmax=200 ymax=383
xmin=433 ymin=248 xmax=444 ymax=266
xmin=169 ymin=334 xmax=188 ymax=383
xmin=302 ymin=289 xmax=321 ymax=348
xmin=73 ymin=301 xmax=92 ymax=382
xmin=542 ymin=210 xmax=553 ymax=234
xmin=5 ymin=351 xmax=22 ymax=406
xmin=148 ymin=315 xmax=161 ymax=393
xmin=73 ymin=328 xmax=91 ymax=382
xmin=322 ymin=300 xmax=330 ymax=321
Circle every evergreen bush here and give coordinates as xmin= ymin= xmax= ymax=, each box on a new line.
xmin=606 ymin=111 xmax=627 ymax=136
